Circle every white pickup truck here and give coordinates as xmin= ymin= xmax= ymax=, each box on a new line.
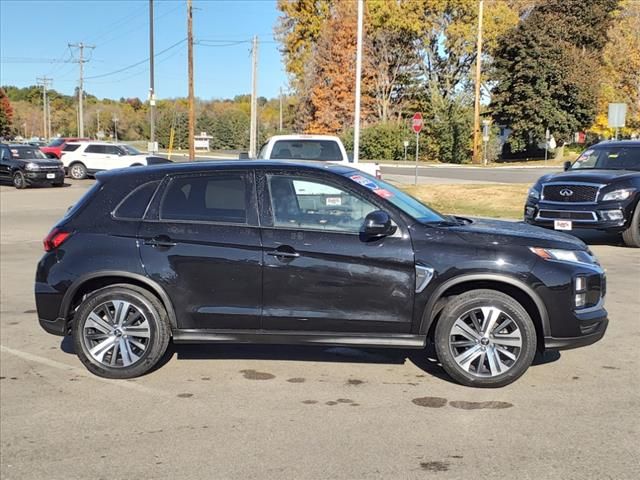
xmin=257 ymin=134 xmax=381 ymax=179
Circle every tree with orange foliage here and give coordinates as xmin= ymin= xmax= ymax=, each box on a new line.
xmin=0 ymin=88 xmax=14 ymax=138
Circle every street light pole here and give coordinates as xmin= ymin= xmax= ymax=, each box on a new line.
xmin=352 ymin=0 xmax=364 ymax=164
xmin=149 ymin=0 xmax=156 ymax=152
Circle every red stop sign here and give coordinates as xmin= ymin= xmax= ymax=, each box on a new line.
xmin=412 ymin=112 xmax=423 ymax=134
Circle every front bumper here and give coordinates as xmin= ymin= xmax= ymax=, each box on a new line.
xmin=544 ymin=312 xmax=608 ymax=350
xmin=24 ymin=170 xmax=65 ymax=184
xmin=524 ymin=200 xmax=632 ymax=232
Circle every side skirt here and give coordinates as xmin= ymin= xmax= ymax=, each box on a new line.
xmin=172 ymin=329 xmax=427 ymax=349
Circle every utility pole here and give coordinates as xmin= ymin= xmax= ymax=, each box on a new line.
xmin=113 ymin=116 xmax=119 ymax=142
xmin=279 ymin=87 xmax=283 ymax=132
xmin=36 ymin=76 xmax=52 ymax=139
xmin=249 ymin=35 xmax=259 ymax=158
xmin=68 ymin=42 xmax=95 ymax=139
xmin=353 ymin=0 xmax=364 ymax=164
xmin=149 ymin=0 xmax=156 ymax=152
xmin=187 ymin=0 xmax=195 ymax=161
xmin=472 ymin=0 xmax=484 ymax=164
xmin=47 ymin=97 xmax=52 ymax=139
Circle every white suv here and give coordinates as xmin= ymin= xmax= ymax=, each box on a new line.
xmin=61 ymin=142 xmax=170 ymax=179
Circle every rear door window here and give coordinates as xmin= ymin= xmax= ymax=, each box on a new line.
xmin=160 ymin=173 xmax=249 ymax=224
xmin=85 ymin=145 xmax=106 ymax=154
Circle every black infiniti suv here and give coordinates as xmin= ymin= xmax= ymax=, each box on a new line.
xmin=35 ymin=161 xmax=607 ymax=387
xmin=525 ymin=141 xmax=640 ymax=247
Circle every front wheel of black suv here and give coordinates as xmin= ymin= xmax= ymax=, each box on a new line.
xmin=621 ymin=205 xmax=640 ymax=248
xmin=72 ymin=285 xmax=171 ymax=379
xmin=434 ymin=289 xmax=537 ymax=388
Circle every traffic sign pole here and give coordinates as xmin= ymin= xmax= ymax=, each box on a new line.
xmin=415 ymin=132 xmax=419 ymax=185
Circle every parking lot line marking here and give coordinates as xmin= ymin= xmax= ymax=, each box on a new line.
xmin=0 ymin=344 xmax=170 ymax=397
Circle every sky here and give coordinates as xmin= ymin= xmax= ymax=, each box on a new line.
xmin=0 ymin=0 xmax=288 ymax=101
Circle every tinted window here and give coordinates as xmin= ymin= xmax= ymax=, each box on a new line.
xmin=160 ymin=174 xmax=247 ymax=224
xmin=267 ymin=175 xmax=376 ymax=233
xmin=271 ymin=140 xmax=343 ymax=161
xmin=105 ymin=145 xmax=123 ymax=155
xmin=113 ymin=181 xmax=160 ymax=219
xmin=1 ymin=147 xmax=11 ymax=161
xmin=121 ymin=144 xmax=141 ymax=155
xmin=62 ymin=144 xmax=81 ymax=152
xmin=48 ymin=138 xmax=65 ymax=147
xmin=85 ymin=145 xmax=107 ymax=154
xmin=9 ymin=147 xmax=47 ymax=159
xmin=572 ymin=146 xmax=640 ymax=171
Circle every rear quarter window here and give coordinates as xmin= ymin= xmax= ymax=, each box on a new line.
xmin=113 ymin=181 xmax=161 ymax=220
xmin=62 ymin=144 xmax=81 ymax=152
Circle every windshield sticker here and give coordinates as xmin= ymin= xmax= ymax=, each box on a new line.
xmin=373 ymin=188 xmax=394 ymax=199
xmin=350 ymin=174 xmax=378 ymax=190
xmin=326 ymin=197 xmax=342 ymax=206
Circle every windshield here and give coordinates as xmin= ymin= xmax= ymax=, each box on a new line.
xmin=120 ymin=144 xmax=142 ymax=155
xmin=10 ymin=147 xmax=47 ymax=159
xmin=344 ymin=172 xmax=445 ymax=224
xmin=47 ymin=138 xmax=65 ymax=147
xmin=572 ymin=146 xmax=640 ymax=171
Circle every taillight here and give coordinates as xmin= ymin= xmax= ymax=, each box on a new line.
xmin=43 ymin=228 xmax=71 ymax=252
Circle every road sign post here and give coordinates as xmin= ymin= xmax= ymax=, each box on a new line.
xmin=608 ymin=103 xmax=627 ymax=140
xmin=412 ymin=113 xmax=423 ymax=185
xmin=482 ymin=120 xmax=490 ymax=166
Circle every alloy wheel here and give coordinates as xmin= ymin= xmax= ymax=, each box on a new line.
xmin=448 ymin=306 xmax=522 ymax=378
xmin=82 ymin=300 xmax=151 ymax=368
xmin=70 ymin=165 xmax=85 ymax=179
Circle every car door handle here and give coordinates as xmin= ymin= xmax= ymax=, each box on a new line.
xmin=144 ymin=236 xmax=177 ymax=248
xmin=267 ymin=247 xmax=300 ymax=259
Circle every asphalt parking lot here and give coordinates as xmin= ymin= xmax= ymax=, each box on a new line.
xmin=1 ymin=179 xmax=639 ymax=480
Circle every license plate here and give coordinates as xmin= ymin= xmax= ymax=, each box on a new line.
xmin=554 ymin=220 xmax=572 ymax=231
xmin=46 ymin=173 xmax=55 ymax=179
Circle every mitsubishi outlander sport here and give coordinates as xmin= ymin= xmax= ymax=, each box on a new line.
xmin=35 ymin=161 xmax=608 ymax=387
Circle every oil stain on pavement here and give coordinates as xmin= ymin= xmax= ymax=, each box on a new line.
xmin=412 ymin=397 xmax=448 ymax=408
xmin=240 ymin=369 xmax=275 ymax=380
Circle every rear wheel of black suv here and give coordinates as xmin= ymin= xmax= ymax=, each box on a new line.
xmin=72 ymin=285 xmax=170 ymax=379
xmin=434 ymin=289 xmax=537 ymax=388
xmin=621 ymin=205 xmax=640 ymax=248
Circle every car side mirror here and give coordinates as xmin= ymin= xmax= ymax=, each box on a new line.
xmin=361 ymin=210 xmax=396 ymax=240
xmin=563 ymin=161 xmax=571 ymax=171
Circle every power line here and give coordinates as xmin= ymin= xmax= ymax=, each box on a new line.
xmin=84 ymin=38 xmax=186 ymax=80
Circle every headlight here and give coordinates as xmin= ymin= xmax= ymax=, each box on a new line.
xmin=25 ymin=162 xmax=41 ymax=171
xmin=528 ymin=187 xmax=540 ymax=200
xmin=602 ymin=188 xmax=634 ymax=201
xmin=529 ymin=247 xmax=597 ymax=266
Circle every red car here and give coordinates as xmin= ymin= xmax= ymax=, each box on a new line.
xmin=40 ymin=137 xmax=89 ymax=159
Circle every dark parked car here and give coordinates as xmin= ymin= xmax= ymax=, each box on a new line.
xmin=35 ymin=161 xmax=607 ymax=387
xmin=525 ymin=141 xmax=640 ymax=247
xmin=1 ymin=143 xmax=65 ymax=189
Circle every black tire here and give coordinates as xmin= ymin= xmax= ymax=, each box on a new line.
xmin=69 ymin=162 xmax=87 ymax=180
xmin=621 ymin=204 xmax=640 ymax=248
xmin=434 ymin=289 xmax=537 ymax=388
xmin=13 ymin=171 xmax=27 ymax=189
xmin=72 ymin=285 xmax=170 ymax=379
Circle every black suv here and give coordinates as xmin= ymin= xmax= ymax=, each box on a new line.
xmin=0 ymin=144 xmax=65 ymax=188
xmin=525 ymin=141 xmax=640 ymax=247
xmin=35 ymin=161 xmax=607 ymax=387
